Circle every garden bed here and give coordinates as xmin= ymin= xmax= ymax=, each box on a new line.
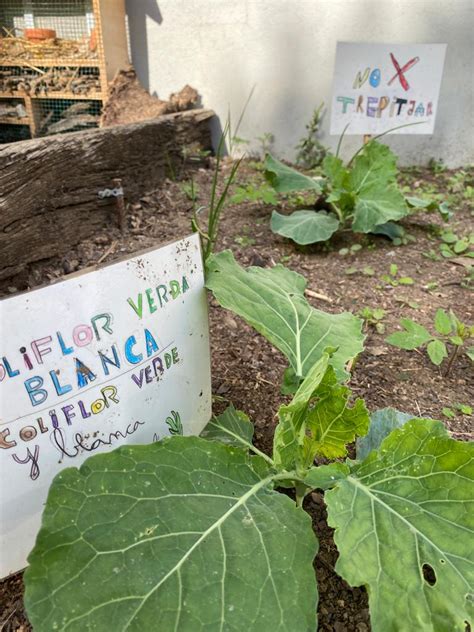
xmin=0 ymin=158 xmax=472 ymax=631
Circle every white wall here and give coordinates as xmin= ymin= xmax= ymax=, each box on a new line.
xmin=126 ymin=0 xmax=474 ymax=166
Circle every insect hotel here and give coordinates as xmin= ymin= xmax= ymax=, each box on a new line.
xmin=0 ymin=0 xmax=128 ymax=142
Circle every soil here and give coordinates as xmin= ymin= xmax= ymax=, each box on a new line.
xmin=0 ymin=158 xmax=472 ymax=631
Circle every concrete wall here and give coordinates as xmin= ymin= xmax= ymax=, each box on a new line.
xmin=126 ymin=0 xmax=474 ymax=166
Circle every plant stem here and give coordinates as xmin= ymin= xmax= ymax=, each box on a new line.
xmin=347 ymin=121 xmax=425 ymax=166
xmin=445 ymin=345 xmax=459 ymax=376
xmin=335 ymin=122 xmax=350 ymax=158
xmin=330 ymin=202 xmax=344 ymax=223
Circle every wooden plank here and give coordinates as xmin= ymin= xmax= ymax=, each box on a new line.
xmin=0 ymin=60 xmax=101 ymax=68
xmin=0 ymin=108 xmax=214 ymax=281
xmin=0 ymin=116 xmax=30 ymax=125
xmin=0 ymin=91 xmax=103 ymax=100
xmin=96 ymin=0 xmax=130 ymax=83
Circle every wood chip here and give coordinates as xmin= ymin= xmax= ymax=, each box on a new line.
xmin=305 ymin=288 xmax=333 ymax=303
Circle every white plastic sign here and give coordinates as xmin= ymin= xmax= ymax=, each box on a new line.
xmin=330 ymin=42 xmax=447 ymax=135
xmin=0 ymin=233 xmax=211 ymax=577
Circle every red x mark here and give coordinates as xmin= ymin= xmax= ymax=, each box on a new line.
xmin=388 ymin=53 xmax=420 ymax=91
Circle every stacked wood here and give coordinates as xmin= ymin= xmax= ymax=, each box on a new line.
xmin=0 ymin=32 xmax=97 ymax=61
xmin=47 ymin=115 xmax=99 ymax=134
xmin=0 ymin=108 xmax=214 ymax=280
xmin=38 ymin=102 xmax=99 ymax=135
xmin=0 ymin=103 xmax=27 ymax=118
xmin=0 ymin=67 xmax=100 ymax=96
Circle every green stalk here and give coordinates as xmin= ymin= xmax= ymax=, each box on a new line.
xmin=347 ymin=121 xmax=425 ymax=166
xmin=335 ymin=122 xmax=350 ymax=158
xmin=204 ymin=157 xmax=243 ymax=260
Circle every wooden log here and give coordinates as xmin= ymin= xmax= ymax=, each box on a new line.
xmin=0 ymin=108 xmax=214 ymax=280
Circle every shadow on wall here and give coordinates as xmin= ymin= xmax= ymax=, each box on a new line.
xmin=125 ymin=0 xmax=162 ymax=93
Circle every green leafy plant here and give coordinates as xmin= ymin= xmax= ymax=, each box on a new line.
xmin=380 ymin=263 xmax=414 ymax=287
xmin=437 ymin=229 xmax=474 ymax=259
xmin=179 ymin=179 xmax=200 ymax=202
xmin=456 ymin=403 xmax=473 ymax=415
xmin=386 ymin=308 xmax=474 ymax=374
xmin=192 ymin=123 xmax=243 ymax=261
xmin=265 ymin=140 xmax=448 ymax=246
xmin=428 ymin=157 xmax=446 ymax=173
xmin=441 ymin=404 xmax=473 ymax=419
xmin=295 ymin=102 xmax=328 ymax=169
xmin=230 ymin=182 xmax=279 ymax=205
xmin=358 ymin=307 xmax=386 ymax=334
xmin=338 ymin=243 xmax=363 ymax=256
xmin=24 ymin=256 xmax=473 ymax=632
xmin=345 ymin=265 xmax=375 ymax=277
xmin=234 ymin=234 xmax=256 ymax=247
xmin=257 ymin=131 xmax=274 ymax=155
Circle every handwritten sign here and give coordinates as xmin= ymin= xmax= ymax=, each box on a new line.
xmin=330 ymin=42 xmax=447 ymax=135
xmin=0 ymin=234 xmax=211 ymax=577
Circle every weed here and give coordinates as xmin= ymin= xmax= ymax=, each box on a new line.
xmin=386 ymin=308 xmax=474 ymax=374
xmin=358 ymin=307 xmax=386 ymax=334
xmin=179 ymin=179 xmax=200 ymax=202
xmin=230 ymin=182 xmax=279 ymax=206
xmin=295 ymin=103 xmax=328 ymax=169
xmin=234 ymin=235 xmax=256 ymax=247
xmin=380 ymin=264 xmax=414 ymax=287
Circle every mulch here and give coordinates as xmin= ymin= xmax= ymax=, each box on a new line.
xmin=0 ymin=157 xmax=472 ymax=631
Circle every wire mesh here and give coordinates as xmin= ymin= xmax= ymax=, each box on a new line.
xmin=33 ymin=96 xmax=101 ymax=135
xmin=0 ymin=122 xmax=31 ymax=143
xmin=0 ymin=0 xmax=98 ymax=62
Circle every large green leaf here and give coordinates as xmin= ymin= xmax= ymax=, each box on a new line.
xmin=427 ymin=339 xmax=448 ymax=365
xmin=273 ymin=354 xmax=330 ymax=472
xmin=323 ymin=154 xmax=349 ymax=191
xmin=326 ymin=419 xmax=474 ymax=631
xmin=274 ymin=357 xmax=368 ymax=472
xmin=323 ymin=143 xmax=409 ymax=232
xmin=352 ymin=183 xmax=409 ymax=233
xmin=322 ymin=155 xmax=354 ymax=214
xmin=201 ymin=405 xmax=254 ymax=448
xmin=271 ymin=210 xmax=340 ymax=245
xmin=349 ymin=142 xmax=398 ymax=192
xmin=356 ymin=407 xmax=414 ymax=461
xmin=303 ymin=462 xmax=350 ymax=491
xmin=25 ymin=437 xmax=318 ymax=632
xmin=370 ymin=221 xmax=405 ymax=241
xmin=304 ymin=366 xmax=369 ymax=460
xmin=206 ymin=250 xmax=364 ymax=380
xmin=264 ymin=154 xmax=322 ymax=193
xmin=406 ymin=196 xmax=452 ymax=222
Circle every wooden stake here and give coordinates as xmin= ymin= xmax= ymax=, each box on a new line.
xmin=363 ymin=134 xmax=372 ymax=145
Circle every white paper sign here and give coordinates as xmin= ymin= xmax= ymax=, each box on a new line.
xmin=330 ymin=42 xmax=447 ymax=135
xmin=0 ymin=234 xmax=211 ymax=577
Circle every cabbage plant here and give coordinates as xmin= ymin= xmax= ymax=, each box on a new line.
xmin=266 ymin=142 xmax=450 ymax=245
xmin=24 ymin=253 xmax=473 ymax=631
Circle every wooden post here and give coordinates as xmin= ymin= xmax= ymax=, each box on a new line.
xmin=363 ymin=134 xmax=372 ymax=145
